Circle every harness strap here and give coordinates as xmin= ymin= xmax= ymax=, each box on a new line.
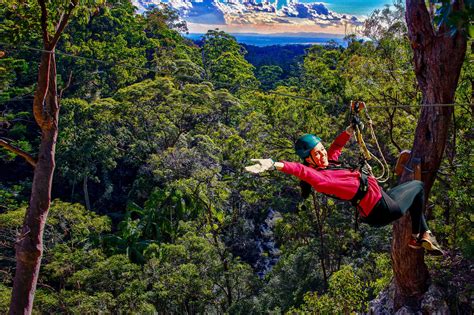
xmin=349 ymin=172 xmax=369 ymax=206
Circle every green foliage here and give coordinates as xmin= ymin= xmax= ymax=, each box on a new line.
xmin=41 ymin=250 xmax=155 ymax=312
xmin=0 ymin=184 xmax=25 ymax=212
xmin=59 ymin=290 xmax=116 ymax=313
xmin=0 ymin=199 xmax=110 ymax=281
xmin=202 ymin=30 xmax=259 ymax=91
xmin=0 ymin=0 xmax=105 ymax=45
xmin=33 ymin=289 xmax=60 ymax=314
xmin=429 ymin=107 xmax=473 ymax=258
xmin=429 ymin=0 xmax=474 ymax=37
xmin=59 ymin=0 xmax=149 ymax=98
xmin=0 ymin=206 xmax=24 ymax=229
xmin=132 ymin=187 xmax=206 ymax=242
xmin=43 ymin=246 xmax=106 ymax=287
xmin=68 ymin=254 xmax=141 ymax=295
xmin=257 ymin=65 xmax=284 ymax=90
xmin=304 ymin=45 xmax=344 ymax=97
xmin=0 ymin=57 xmax=30 ymax=101
xmin=145 ymin=4 xmax=188 ymax=34
xmin=0 ymin=284 xmax=11 ymax=314
xmin=144 ymin=225 xmax=258 ymax=313
xmin=57 ymin=98 xmax=123 ymax=205
xmin=368 ymin=253 xmax=393 ymax=297
xmin=101 ymin=217 xmax=154 ymax=263
xmin=328 ymin=265 xmax=368 ymax=311
xmin=289 ymin=265 xmax=368 ymax=314
xmin=257 ymin=245 xmax=324 ymax=312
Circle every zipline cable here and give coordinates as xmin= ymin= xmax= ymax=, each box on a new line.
xmin=0 ymin=42 xmax=473 ymax=109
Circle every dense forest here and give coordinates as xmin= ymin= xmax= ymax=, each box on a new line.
xmin=0 ymin=0 xmax=473 ymax=313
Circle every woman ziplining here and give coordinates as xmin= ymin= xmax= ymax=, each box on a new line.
xmin=244 ymin=117 xmax=444 ymax=256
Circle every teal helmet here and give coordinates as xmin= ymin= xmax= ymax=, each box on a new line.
xmin=295 ymin=134 xmax=321 ymax=159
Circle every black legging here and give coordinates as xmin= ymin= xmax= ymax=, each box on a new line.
xmin=361 ymin=180 xmax=429 ymax=234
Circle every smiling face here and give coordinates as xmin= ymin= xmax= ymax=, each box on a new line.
xmin=305 ymin=142 xmax=329 ymax=168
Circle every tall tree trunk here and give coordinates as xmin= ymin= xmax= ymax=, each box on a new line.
xmin=9 ymin=51 xmax=59 ymax=314
xmin=83 ymin=176 xmax=91 ymax=210
xmin=8 ymin=1 xmax=79 ymax=313
xmin=392 ymin=0 xmax=467 ymax=310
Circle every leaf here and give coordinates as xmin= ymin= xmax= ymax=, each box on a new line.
xmin=215 ymin=211 xmax=224 ymax=224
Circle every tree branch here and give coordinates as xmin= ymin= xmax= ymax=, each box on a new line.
xmin=405 ymin=1 xmax=435 ymax=47
xmin=0 ymin=139 xmax=36 ymax=168
xmin=59 ymin=70 xmax=73 ymax=99
xmin=38 ymin=0 xmax=50 ymax=45
xmin=50 ymin=0 xmax=78 ymax=48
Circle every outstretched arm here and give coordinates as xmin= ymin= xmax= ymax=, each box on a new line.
xmin=245 ymin=160 xmax=326 ymax=192
xmin=326 ymin=126 xmax=354 ymax=161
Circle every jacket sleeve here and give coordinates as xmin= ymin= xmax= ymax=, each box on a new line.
xmin=327 ymin=130 xmax=351 ymax=161
xmin=280 ymin=162 xmax=325 ymax=190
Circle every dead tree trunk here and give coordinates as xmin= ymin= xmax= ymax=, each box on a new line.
xmin=8 ymin=1 xmax=78 ymax=313
xmin=391 ymin=0 xmax=467 ymax=310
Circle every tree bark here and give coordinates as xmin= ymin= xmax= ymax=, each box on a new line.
xmin=391 ymin=0 xmax=467 ymax=310
xmin=8 ymin=1 xmax=80 ymax=312
xmin=9 ymin=50 xmax=59 ymax=314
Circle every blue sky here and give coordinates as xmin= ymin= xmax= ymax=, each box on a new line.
xmin=306 ymin=0 xmax=392 ymax=16
xmin=251 ymin=0 xmax=391 ymax=14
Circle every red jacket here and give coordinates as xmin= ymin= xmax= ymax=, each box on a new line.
xmin=280 ymin=131 xmax=382 ymax=217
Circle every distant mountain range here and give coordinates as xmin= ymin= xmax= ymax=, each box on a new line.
xmin=186 ymin=32 xmax=346 ymax=46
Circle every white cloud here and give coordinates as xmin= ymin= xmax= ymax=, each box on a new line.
xmin=131 ymin=0 xmax=364 ymax=34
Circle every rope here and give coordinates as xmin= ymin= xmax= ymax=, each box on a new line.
xmin=364 ymin=105 xmax=391 ymax=183
xmin=0 ymin=42 xmax=473 ymax=108
xmin=350 ymin=102 xmax=391 ymax=183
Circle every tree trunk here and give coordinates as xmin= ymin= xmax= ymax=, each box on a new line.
xmin=392 ymin=0 xmax=467 ymax=310
xmin=83 ymin=176 xmax=91 ymax=210
xmin=8 ymin=1 xmax=79 ymax=312
xmin=311 ymin=192 xmax=328 ymax=289
xmin=9 ymin=51 xmax=59 ymax=314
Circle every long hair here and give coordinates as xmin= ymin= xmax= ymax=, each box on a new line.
xmin=300 ymin=160 xmax=312 ymax=199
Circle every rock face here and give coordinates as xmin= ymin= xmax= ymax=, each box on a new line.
xmin=369 ymin=282 xmax=449 ymax=315
xmin=370 ymin=252 xmax=473 ymax=314
xmin=420 ymin=285 xmax=449 ymax=314
xmin=369 ymin=281 xmax=396 ymax=314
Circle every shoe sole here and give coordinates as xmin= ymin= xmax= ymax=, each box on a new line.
xmin=421 ymin=240 xmax=444 ymax=256
xmin=408 ymin=244 xmax=422 ymax=250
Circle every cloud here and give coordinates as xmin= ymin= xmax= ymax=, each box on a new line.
xmin=132 ymin=0 xmax=364 ymax=34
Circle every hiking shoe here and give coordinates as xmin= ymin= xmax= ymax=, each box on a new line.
xmin=421 ymin=231 xmax=444 ymax=256
xmin=408 ymin=236 xmax=422 ymax=250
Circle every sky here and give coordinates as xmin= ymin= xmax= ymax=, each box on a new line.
xmin=133 ymin=0 xmax=393 ymax=35
xmin=305 ymin=0 xmax=392 ymax=16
